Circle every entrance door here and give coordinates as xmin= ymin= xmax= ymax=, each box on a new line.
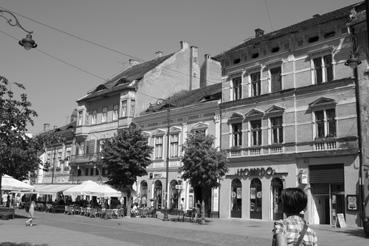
xmin=313 ymin=194 xmax=330 ymax=224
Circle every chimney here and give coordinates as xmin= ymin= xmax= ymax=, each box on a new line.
xmin=255 ymin=28 xmax=264 ymax=38
xmin=43 ymin=123 xmax=50 ymax=132
xmin=129 ymin=59 xmax=140 ymax=66
xmin=155 ymin=51 xmax=163 ymax=58
xmin=180 ymin=41 xmax=189 ymax=50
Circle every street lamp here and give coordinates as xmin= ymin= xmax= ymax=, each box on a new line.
xmin=154 ymin=98 xmax=172 ymax=221
xmin=0 ymin=9 xmax=37 ymax=49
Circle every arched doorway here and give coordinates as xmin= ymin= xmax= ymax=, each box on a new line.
xmin=231 ymin=179 xmax=242 ymax=218
xmin=169 ymin=180 xmax=179 ymax=210
xmin=140 ymin=181 xmax=148 ymax=207
xmin=250 ymin=178 xmax=262 ymax=219
xmin=154 ymin=180 xmax=162 ymax=210
xmin=271 ymin=178 xmax=283 ymax=220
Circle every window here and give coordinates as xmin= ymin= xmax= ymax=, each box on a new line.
xmin=314 ymin=109 xmax=336 ymax=138
xmin=271 ymin=116 xmax=283 ymax=144
xmin=102 ymin=107 xmax=107 ymax=123
xmin=86 ymin=140 xmax=95 ymax=154
xmin=170 ymin=134 xmax=179 ymax=158
xmin=232 ymin=77 xmax=242 ymax=100
xmin=121 ymin=100 xmax=127 ymax=118
xmin=130 ymin=99 xmax=136 ymax=117
xmin=112 ymin=104 xmax=119 ymax=121
xmin=155 ymin=136 xmax=163 ymax=159
xmin=250 ymin=120 xmax=262 ymax=146
xmin=231 ymin=123 xmax=242 ymax=147
xmin=77 ymin=110 xmax=83 ymax=126
xmin=251 ymin=72 xmax=261 ymax=97
xmin=91 ymin=111 xmax=97 ymax=125
xmin=270 ymin=67 xmax=282 ymax=92
xmin=312 ymin=54 xmax=333 ymax=84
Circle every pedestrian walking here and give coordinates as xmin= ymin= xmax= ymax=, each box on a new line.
xmin=272 ymin=187 xmax=318 ymax=246
xmin=25 ymin=195 xmax=36 ymax=227
xmin=178 ymin=198 xmax=185 ymax=221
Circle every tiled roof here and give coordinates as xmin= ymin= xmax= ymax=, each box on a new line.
xmin=78 ymin=53 xmax=174 ymax=102
xmin=38 ymin=121 xmax=76 ymax=141
xmin=213 ymin=1 xmax=364 ymax=60
xmin=144 ymin=83 xmax=222 ymax=113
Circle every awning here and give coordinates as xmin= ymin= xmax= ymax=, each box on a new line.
xmin=34 ymin=184 xmax=78 ymax=198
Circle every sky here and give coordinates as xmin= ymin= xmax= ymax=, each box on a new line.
xmin=0 ymin=0 xmax=360 ymax=135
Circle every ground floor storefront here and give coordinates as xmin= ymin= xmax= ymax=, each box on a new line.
xmin=136 ymin=170 xmax=220 ymax=217
xmin=219 ymin=154 xmax=361 ymax=227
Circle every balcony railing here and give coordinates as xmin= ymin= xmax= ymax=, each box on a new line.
xmin=314 ymin=138 xmax=337 ymax=150
xmin=70 ymin=153 xmax=102 ymax=163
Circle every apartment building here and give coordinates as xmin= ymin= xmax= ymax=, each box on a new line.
xmin=215 ymin=2 xmax=365 ymax=227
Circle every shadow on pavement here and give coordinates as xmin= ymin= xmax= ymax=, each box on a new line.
xmin=335 ymin=228 xmax=368 ymax=238
xmin=0 ymin=243 xmax=49 ymax=246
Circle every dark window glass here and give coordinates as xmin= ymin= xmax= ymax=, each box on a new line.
xmin=326 ymin=109 xmax=336 ymax=137
xmin=324 ymin=55 xmax=333 ymax=82
xmin=271 ymin=67 xmax=282 ymax=92
xmin=313 ymin=57 xmax=323 ymax=84
xmin=315 ymin=110 xmax=325 ymax=138
xmin=271 ymin=116 xmax=283 ymax=144
xmin=232 ymin=123 xmax=242 ymax=147
xmin=251 ymin=72 xmax=261 ymax=97
xmin=251 ymin=120 xmax=262 ymax=146
xmin=232 ymin=77 xmax=242 ymax=100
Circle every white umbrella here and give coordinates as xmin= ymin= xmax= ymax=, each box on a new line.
xmin=1 ymin=174 xmax=34 ymax=191
xmin=63 ymin=180 xmax=122 ymax=198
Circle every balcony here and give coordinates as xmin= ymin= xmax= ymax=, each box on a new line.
xmin=314 ymin=137 xmax=337 ymax=150
xmin=70 ymin=153 xmax=102 ymax=164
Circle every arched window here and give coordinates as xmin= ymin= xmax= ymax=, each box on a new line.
xmin=140 ymin=181 xmax=148 ymax=206
xmin=231 ymin=179 xmax=242 ymax=218
xmin=154 ymin=180 xmax=162 ymax=209
xmin=271 ymin=178 xmax=283 ymax=220
xmin=250 ymin=178 xmax=262 ymax=219
xmin=169 ymin=180 xmax=179 ymax=210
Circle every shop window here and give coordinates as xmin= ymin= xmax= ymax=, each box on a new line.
xmin=154 ymin=180 xmax=163 ymax=210
xmin=312 ymin=54 xmax=333 ymax=84
xmin=169 ymin=180 xmax=179 ymax=210
xmin=140 ymin=181 xmax=148 ymax=207
xmin=232 ymin=76 xmax=242 ymax=100
xmin=250 ymin=72 xmax=261 ymax=97
xmin=271 ymin=178 xmax=283 ymax=220
xmin=250 ymin=178 xmax=262 ymax=219
xmin=231 ymin=179 xmax=242 ymax=218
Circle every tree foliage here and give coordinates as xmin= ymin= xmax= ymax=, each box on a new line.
xmin=0 ymin=76 xmax=40 ymax=198
xmin=101 ymin=124 xmax=153 ymax=198
xmin=180 ymin=133 xmax=229 ymax=190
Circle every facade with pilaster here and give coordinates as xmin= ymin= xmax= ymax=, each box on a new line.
xmin=215 ymin=2 xmax=365 ymax=227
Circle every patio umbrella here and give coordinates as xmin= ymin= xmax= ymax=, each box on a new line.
xmin=63 ymin=180 xmax=122 ymax=198
xmin=1 ymin=174 xmax=34 ymax=191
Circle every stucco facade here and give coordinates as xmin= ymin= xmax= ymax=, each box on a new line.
xmin=216 ymin=3 xmax=364 ymax=227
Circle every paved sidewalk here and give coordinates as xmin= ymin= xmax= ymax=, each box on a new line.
xmin=0 ymin=210 xmax=367 ymax=246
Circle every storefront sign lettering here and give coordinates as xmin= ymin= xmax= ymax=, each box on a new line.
xmin=236 ymin=167 xmax=274 ymax=178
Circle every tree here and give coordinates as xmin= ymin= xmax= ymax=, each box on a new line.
xmin=180 ymin=132 xmax=229 ymax=224
xmin=0 ymin=76 xmax=39 ymax=202
xmin=101 ymin=124 xmax=153 ymax=216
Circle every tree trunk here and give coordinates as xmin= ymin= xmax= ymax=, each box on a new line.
xmin=201 ymin=186 xmax=206 ymax=225
xmin=0 ymin=172 xmax=2 ymax=205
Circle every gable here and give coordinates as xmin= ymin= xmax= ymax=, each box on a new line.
xmin=245 ymin=109 xmax=264 ymax=120
xmin=228 ymin=112 xmax=244 ymax=123
xmin=309 ymin=97 xmax=336 ymax=110
xmin=265 ymin=105 xmax=285 ymax=117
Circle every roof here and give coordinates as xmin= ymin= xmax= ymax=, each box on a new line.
xmin=77 ymin=53 xmax=174 ymax=102
xmin=213 ymin=1 xmax=364 ymax=60
xmin=37 ymin=121 xmax=76 ymax=141
xmin=144 ymin=83 xmax=222 ymax=113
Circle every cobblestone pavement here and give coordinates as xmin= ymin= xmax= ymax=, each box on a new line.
xmin=0 ymin=210 xmax=367 ymax=246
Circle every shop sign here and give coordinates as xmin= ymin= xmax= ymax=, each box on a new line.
xmin=236 ymin=167 xmax=274 ymax=178
xmin=152 ymin=172 xmax=166 ymax=179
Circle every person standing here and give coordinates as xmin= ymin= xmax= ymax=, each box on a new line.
xmin=25 ymin=195 xmax=36 ymax=227
xmin=272 ymin=188 xmax=318 ymax=246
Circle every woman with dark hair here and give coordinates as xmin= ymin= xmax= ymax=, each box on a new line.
xmin=272 ymin=188 xmax=318 ymax=246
